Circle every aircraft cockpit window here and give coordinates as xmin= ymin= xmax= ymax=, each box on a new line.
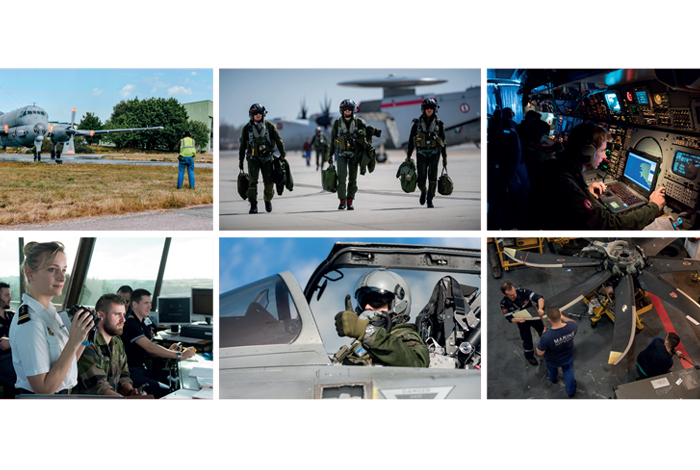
xmin=220 ymin=274 xmax=302 ymax=348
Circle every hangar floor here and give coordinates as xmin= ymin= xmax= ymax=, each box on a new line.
xmin=486 ymin=238 xmax=700 ymax=399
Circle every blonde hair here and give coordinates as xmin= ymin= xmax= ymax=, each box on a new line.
xmin=21 ymin=241 xmax=65 ymax=287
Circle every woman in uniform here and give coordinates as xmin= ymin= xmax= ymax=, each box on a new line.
xmin=9 ymin=241 xmax=94 ymax=395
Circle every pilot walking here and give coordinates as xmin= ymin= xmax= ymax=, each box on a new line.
xmin=329 ymin=99 xmax=368 ymax=210
xmin=407 ymin=98 xmax=447 ymax=208
xmin=177 ymin=130 xmax=196 ymax=189
xmin=310 ymin=127 xmax=329 ymax=171
xmin=239 ymin=103 xmax=286 ymax=214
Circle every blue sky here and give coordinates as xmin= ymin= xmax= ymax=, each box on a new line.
xmin=0 ymin=69 xmax=213 ymax=124
xmin=220 ymin=69 xmax=480 ymax=127
xmin=219 ymin=237 xmax=480 ymax=293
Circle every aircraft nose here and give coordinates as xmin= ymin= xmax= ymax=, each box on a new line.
xmin=34 ymin=123 xmax=46 ymax=136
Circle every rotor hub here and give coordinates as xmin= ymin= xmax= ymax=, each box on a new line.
xmin=606 ymin=240 xmax=645 ymax=274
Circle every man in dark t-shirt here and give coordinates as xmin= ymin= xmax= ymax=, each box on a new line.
xmin=120 ymin=288 xmax=195 ymax=398
xmin=636 ymin=333 xmax=681 ymax=380
xmin=537 ymin=307 xmax=578 ymax=397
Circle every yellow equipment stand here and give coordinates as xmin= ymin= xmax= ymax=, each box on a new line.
xmin=584 ymin=288 xmax=653 ymax=330
xmin=491 ymin=238 xmax=544 ymax=272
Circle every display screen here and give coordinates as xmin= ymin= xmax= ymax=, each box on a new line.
xmin=158 ymin=297 xmax=191 ymax=324
xmin=605 ymin=92 xmax=621 ymax=112
xmin=635 ymin=91 xmax=649 ymax=105
xmin=672 ymin=150 xmax=700 ymax=180
xmin=624 ymin=150 xmax=657 ymax=192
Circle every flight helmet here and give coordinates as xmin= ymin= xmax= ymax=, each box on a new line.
xmin=339 ymin=99 xmax=357 ymax=116
xmin=316 ymin=126 xmax=323 ymax=134
xmin=421 ymin=98 xmax=439 ymax=113
xmin=249 ymin=103 xmax=267 ymax=119
xmin=353 ymin=268 xmax=411 ymax=321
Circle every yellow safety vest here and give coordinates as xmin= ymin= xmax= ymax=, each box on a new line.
xmin=179 ymin=137 xmax=196 ymax=157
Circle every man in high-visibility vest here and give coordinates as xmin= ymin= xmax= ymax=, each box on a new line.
xmin=177 ymin=130 xmax=196 ymax=189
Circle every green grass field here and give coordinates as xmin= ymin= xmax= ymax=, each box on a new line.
xmin=0 ymin=162 xmax=213 ymax=225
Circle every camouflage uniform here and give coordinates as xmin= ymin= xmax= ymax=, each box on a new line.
xmin=76 ymin=331 xmax=133 ymax=395
xmin=329 ymin=117 xmax=369 ymax=201
xmin=239 ymin=120 xmax=286 ymax=203
xmin=407 ymin=115 xmax=447 ymax=201
xmin=343 ymin=323 xmax=430 ymax=368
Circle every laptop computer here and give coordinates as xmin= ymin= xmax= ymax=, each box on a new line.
xmin=599 ymin=149 xmax=661 ymax=214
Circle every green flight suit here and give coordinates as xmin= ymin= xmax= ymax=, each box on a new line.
xmin=528 ymin=157 xmax=660 ymax=230
xmin=343 ymin=323 xmax=430 ymax=368
xmin=239 ymin=120 xmax=286 ymax=202
xmin=76 ymin=332 xmax=133 ymax=395
xmin=407 ymin=115 xmax=447 ymax=201
xmin=310 ymin=131 xmax=330 ymax=167
xmin=329 ymin=116 xmax=368 ymax=201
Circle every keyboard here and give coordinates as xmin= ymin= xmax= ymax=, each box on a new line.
xmin=608 ymin=182 xmax=643 ymax=205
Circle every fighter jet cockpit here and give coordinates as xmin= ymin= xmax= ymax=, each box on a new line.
xmin=488 ymin=69 xmax=700 ymax=230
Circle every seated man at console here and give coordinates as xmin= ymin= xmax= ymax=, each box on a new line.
xmin=528 ymin=122 xmax=666 ymax=230
xmin=121 ymin=289 xmax=195 ymax=398
xmin=76 ymin=294 xmax=145 ymax=396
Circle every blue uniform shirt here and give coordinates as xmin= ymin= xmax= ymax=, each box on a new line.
xmin=500 ymin=287 xmax=543 ymax=322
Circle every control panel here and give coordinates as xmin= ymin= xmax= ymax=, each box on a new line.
xmin=540 ymin=79 xmax=700 ymax=227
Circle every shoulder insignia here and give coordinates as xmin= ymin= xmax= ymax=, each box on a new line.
xmin=17 ymin=304 xmax=30 ymax=324
xmin=502 ymin=308 xmax=508 ymax=314
xmin=584 ymin=199 xmax=593 ymax=210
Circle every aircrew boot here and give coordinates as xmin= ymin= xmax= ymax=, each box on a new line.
xmin=338 ymin=200 xmax=346 ymax=210
xmin=347 ymin=199 xmax=354 ymax=210
xmin=249 ymin=201 xmax=258 ymax=214
xmin=427 ymin=199 xmax=434 ymax=208
xmin=265 ymin=201 xmax=272 ymax=212
xmin=419 ymin=190 xmax=427 ymax=206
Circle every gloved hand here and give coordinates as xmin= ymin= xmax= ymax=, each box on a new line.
xmin=239 ymin=161 xmax=244 ymax=170
xmin=334 ymin=295 xmax=369 ymax=340
xmin=280 ymin=154 xmax=286 ymax=161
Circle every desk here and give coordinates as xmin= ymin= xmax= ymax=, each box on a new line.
xmin=614 ymin=366 xmax=700 ymax=399
xmin=154 ymin=331 xmax=213 ymax=353
xmin=162 ymin=353 xmax=213 ymax=399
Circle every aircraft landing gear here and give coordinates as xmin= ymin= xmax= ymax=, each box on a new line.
xmin=33 ymin=148 xmax=41 ymax=162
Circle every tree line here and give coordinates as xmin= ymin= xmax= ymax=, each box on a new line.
xmin=77 ymin=97 xmax=210 ymax=152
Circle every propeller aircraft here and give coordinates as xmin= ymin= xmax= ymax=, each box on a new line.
xmin=0 ymin=105 xmax=163 ymax=162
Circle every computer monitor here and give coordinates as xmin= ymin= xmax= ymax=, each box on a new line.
xmin=157 ymin=296 xmax=191 ymax=334
xmin=191 ymin=287 xmax=213 ymax=324
xmin=623 ymin=149 xmax=660 ymax=195
xmin=605 ymin=92 xmax=621 ymax=113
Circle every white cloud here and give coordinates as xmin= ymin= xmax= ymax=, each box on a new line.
xmin=92 ymin=88 xmax=103 ymax=95
xmin=191 ymin=72 xmax=197 ymax=76
xmin=120 ymin=84 xmax=135 ymax=98
xmin=168 ymin=86 xmax=193 ymax=96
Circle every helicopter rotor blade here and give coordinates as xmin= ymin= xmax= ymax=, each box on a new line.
xmin=645 ymin=257 xmax=700 ymax=276
xmin=546 ymin=270 xmax=612 ymax=313
xmin=608 ymin=274 xmax=637 ymax=365
xmin=638 ymin=238 xmax=677 ymax=257
xmin=503 ymin=247 xmax=603 ymax=269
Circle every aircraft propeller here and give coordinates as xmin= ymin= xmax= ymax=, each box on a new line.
xmin=503 ymin=239 xmax=700 ymax=365
xmin=314 ymin=95 xmax=333 ymax=129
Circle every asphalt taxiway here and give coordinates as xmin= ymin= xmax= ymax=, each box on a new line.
xmin=219 ymin=144 xmax=481 ymax=231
